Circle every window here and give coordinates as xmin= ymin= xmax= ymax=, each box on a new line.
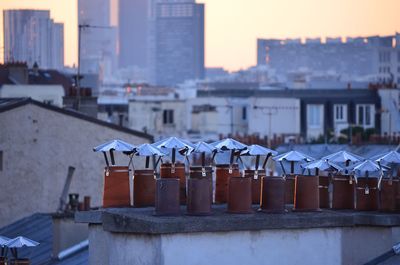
xmin=307 ymin=104 xmax=323 ymax=127
xmin=380 ymin=51 xmax=391 ymax=63
xmin=358 ymin=105 xmax=364 ymax=125
xmin=365 ymin=105 xmax=371 ymax=126
xmin=242 ymin=107 xmax=247 ymax=120
xmin=159 ymin=4 xmax=193 ymax=17
xmin=163 ymin=109 xmax=174 ymax=125
xmin=334 ymin=104 xmax=347 ymax=122
xmin=386 ymin=52 xmax=391 ymax=62
xmin=356 ymin=104 xmax=374 ymax=128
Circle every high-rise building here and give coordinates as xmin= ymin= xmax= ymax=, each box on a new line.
xmin=257 ymin=35 xmax=400 ymax=84
xmin=118 ymin=0 xmax=149 ymax=70
xmin=51 ymin=23 xmax=64 ymax=70
xmin=3 ymin=9 xmax=64 ymax=69
xmin=78 ymin=0 xmax=117 ymax=75
xmin=152 ymin=0 xmax=205 ymax=86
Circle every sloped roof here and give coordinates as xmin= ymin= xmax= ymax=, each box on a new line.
xmin=0 ymin=213 xmax=53 ymax=264
xmin=28 ymin=70 xmax=73 ymax=93
xmin=0 ymin=64 xmax=73 ymax=94
xmin=0 ymin=98 xmax=153 ymax=141
xmin=0 ymin=213 xmax=88 ymax=265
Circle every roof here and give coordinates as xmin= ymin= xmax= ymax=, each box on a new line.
xmin=0 ymin=213 xmax=88 ymax=265
xmin=77 ymin=207 xmax=400 ymax=234
xmin=0 ymin=64 xmax=73 ymax=94
xmin=0 ymin=98 xmax=153 ymax=141
xmin=28 ymin=70 xmax=73 ymax=93
xmin=0 ymin=213 xmax=52 ymax=264
xmin=202 ymin=82 xmax=260 ymax=90
xmin=198 ymin=88 xmax=379 ymax=102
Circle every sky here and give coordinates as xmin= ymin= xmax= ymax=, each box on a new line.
xmin=0 ymin=0 xmax=399 ymax=71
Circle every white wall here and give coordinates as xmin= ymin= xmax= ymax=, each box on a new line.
xmin=88 ymin=226 xmax=400 ymax=265
xmin=128 ymin=100 xmax=186 ymax=137
xmin=187 ymin=97 xmax=249 ymax=136
xmin=161 ymin=229 xmax=341 ymax=265
xmin=129 ymin=96 xmax=302 ymax=140
xmin=0 ymin=84 xmax=65 ymax=107
xmin=0 ymin=104 xmax=150 ymax=226
xmin=378 ymin=88 xmax=400 ymax=135
xmin=191 ymin=110 xmax=219 ymax=135
xmin=248 ymin=97 xmax=301 ymax=138
xmin=129 ymin=101 xmax=161 ymax=133
xmin=306 ymin=104 xmax=325 ymax=140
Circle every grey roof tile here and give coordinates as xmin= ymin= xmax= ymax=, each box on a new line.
xmin=0 ymin=213 xmax=88 ymax=265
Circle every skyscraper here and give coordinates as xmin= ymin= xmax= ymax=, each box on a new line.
xmin=3 ymin=9 xmax=64 ymax=69
xmin=51 ymin=23 xmax=64 ymax=70
xmin=118 ymin=0 xmax=149 ymax=70
xmin=153 ymin=1 xmax=205 ymax=86
xmin=78 ymin=0 xmax=117 ymax=75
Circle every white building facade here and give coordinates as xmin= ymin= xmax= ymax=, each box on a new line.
xmin=78 ymin=0 xmax=117 ymax=76
xmin=0 ymin=84 xmax=65 ymax=107
xmin=128 ymin=98 xmax=187 ymax=139
xmin=249 ymin=97 xmax=301 ymax=139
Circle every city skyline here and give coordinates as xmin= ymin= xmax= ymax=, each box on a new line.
xmin=3 ymin=9 xmax=64 ymax=69
xmin=0 ymin=0 xmax=399 ymax=71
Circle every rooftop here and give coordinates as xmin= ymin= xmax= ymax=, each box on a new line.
xmin=197 ymin=87 xmax=380 ymax=100
xmin=0 ymin=98 xmax=153 ymax=141
xmin=76 ymin=206 xmax=400 ymax=235
xmin=0 ymin=63 xmax=73 ymax=93
xmin=0 ymin=213 xmax=88 ymax=265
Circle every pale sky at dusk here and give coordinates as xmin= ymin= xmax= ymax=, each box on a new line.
xmin=0 ymin=0 xmax=399 ymax=71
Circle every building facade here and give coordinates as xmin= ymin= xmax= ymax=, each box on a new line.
xmin=3 ymin=9 xmax=64 ymax=70
xmin=118 ymin=0 xmax=149 ymax=70
xmin=257 ymin=34 xmax=400 ymax=85
xmin=186 ymin=97 xmax=249 ymax=139
xmin=78 ymin=0 xmax=117 ymax=75
xmin=378 ymin=88 xmax=400 ymax=136
xmin=376 ymin=34 xmax=400 ymax=85
xmin=51 ymin=23 xmax=64 ymax=70
xmin=0 ymin=99 xmax=152 ymax=227
xmin=248 ymin=97 xmax=301 ymax=140
xmin=197 ymin=86 xmax=389 ymax=141
xmin=0 ymin=84 xmax=65 ymax=107
xmin=153 ymin=1 xmax=204 ymax=86
xmin=129 ymin=98 xmax=187 ymax=138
